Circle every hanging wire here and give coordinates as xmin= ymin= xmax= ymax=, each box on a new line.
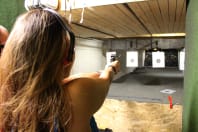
xmin=80 ymin=1 xmax=86 ymax=23
xmin=125 ymin=40 xmax=127 ymax=50
xmin=110 ymin=40 xmax=112 ymax=51
xmin=68 ymin=13 xmax=72 ymax=23
xmin=80 ymin=7 xmax=85 ymax=23
xmin=68 ymin=0 xmax=72 ymax=23
xmin=64 ymin=0 xmax=67 ymax=16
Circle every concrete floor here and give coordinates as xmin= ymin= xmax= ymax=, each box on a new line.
xmin=108 ymin=67 xmax=184 ymax=105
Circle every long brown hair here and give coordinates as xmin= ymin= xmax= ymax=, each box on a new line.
xmin=0 ymin=9 xmax=73 ymax=131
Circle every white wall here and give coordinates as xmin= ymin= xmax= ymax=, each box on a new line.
xmin=102 ymin=38 xmax=185 ymax=77
xmin=71 ymin=38 xmax=106 ymax=74
xmin=71 ymin=38 xmax=185 ymax=79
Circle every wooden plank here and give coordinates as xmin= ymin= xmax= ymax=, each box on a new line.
xmin=85 ymin=7 xmax=129 ymax=37
xmin=128 ymin=2 xmax=154 ymax=33
xmin=115 ymin=3 xmax=149 ymax=34
xmin=62 ymin=7 xmax=122 ymax=37
xmin=104 ymin=4 xmax=146 ymax=35
xmin=168 ymin=0 xmax=177 ymax=32
xmin=128 ymin=2 xmax=147 ymax=24
xmin=179 ymin=0 xmax=186 ymax=32
xmin=114 ymin=4 xmax=147 ymax=35
xmin=60 ymin=9 xmax=83 ymax=22
xmin=58 ymin=9 xmax=118 ymax=38
xmin=139 ymin=1 xmax=161 ymax=33
xmin=129 ymin=1 xmax=162 ymax=34
xmin=148 ymin=0 xmax=164 ymax=33
xmin=86 ymin=5 xmax=136 ymax=37
xmin=71 ymin=24 xmax=114 ymax=39
xmin=84 ymin=4 xmax=144 ymax=37
xmin=128 ymin=2 xmax=154 ymax=36
xmin=156 ymin=0 xmax=167 ymax=33
xmin=83 ymin=4 xmax=145 ymax=37
xmin=157 ymin=0 xmax=169 ymax=33
xmin=174 ymin=0 xmax=184 ymax=32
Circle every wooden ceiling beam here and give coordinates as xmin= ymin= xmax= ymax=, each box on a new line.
xmin=123 ymin=3 xmax=152 ymax=35
xmin=72 ymin=22 xmax=117 ymax=38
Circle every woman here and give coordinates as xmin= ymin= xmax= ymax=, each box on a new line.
xmin=0 ymin=9 xmax=120 ymax=132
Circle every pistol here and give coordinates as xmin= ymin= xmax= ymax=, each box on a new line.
xmin=110 ymin=54 xmax=121 ymax=62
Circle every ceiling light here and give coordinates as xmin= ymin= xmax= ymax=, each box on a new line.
xmin=152 ymin=33 xmax=186 ymax=37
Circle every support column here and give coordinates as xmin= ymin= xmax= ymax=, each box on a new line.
xmin=183 ymin=0 xmax=198 ymax=131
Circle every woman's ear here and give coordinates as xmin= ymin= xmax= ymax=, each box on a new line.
xmin=63 ymin=59 xmax=74 ymax=77
xmin=67 ymin=53 xmax=75 ymax=63
xmin=64 ymin=52 xmax=75 ymax=67
xmin=64 ymin=60 xmax=70 ymax=66
xmin=64 ymin=59 xmax=74 ymax=68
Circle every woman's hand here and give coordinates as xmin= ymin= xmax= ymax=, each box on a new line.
xmin=105 ymin=60 xmax=120 ymax=74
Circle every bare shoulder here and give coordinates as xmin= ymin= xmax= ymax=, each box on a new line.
xmin=66 ymin=77 xmax=107 ymax=114
xmin=67 ymin=77 xmax=102 ymax=98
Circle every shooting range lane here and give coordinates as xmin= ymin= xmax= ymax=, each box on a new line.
xmin=95 ymin=67 xmax=183 ymax=132
xmin=109 ymin=67 xmax=183 ymax=104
